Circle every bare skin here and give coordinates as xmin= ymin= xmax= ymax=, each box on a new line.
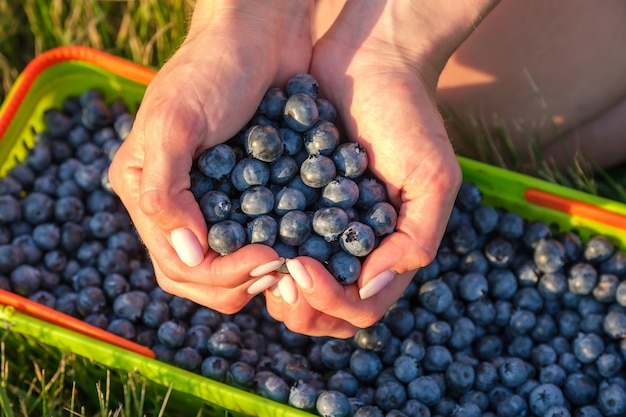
xmin=437 ymin=0 xmax=626 ymax=170
xmin=110 ymin=0 xmax=570 ymax=337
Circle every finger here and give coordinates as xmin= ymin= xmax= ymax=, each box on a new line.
xmin=264 ymin=287 xmax=359 ymax=338
xmin=287 ymin=256 xmax=413 ymax=329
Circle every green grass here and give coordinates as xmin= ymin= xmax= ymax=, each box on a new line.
xmin=2 ymin=1 xmax=626 ymax=415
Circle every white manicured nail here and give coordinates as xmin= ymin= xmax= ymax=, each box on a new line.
xmin=270 ymin=283 xmax=281 ymax=298
xmin=359 ymin=270 xmax=396 ymax=300
xmin=277 ymin=276 xmax=297 ymax=305
xmin=170 ymin=228 xmax=203 ymax=267
xmin=249 ymin=258 xmax=285 ymax=277
xmin=247 ymin=275 xmax=281 ymax=295
xmin=286 ymin=258 xmax=313 ymax=289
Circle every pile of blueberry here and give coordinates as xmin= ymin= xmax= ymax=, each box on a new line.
xmin=1 ymin=81 xmax=626 ymax=417
xmin=191 ymin=73 xmax=397 ymax=284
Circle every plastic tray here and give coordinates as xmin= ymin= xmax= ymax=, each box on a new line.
xmin=2 ymin=46 xmax=626 ymax=417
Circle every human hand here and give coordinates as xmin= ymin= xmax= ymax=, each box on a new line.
xmin=108 ymin=0 xmax=313 ymax=313
xmin=265 ymin=0 xmax=502 ymax=336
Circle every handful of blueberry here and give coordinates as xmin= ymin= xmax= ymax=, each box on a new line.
xmin=191 ymin=73 xmax=397 ymax=284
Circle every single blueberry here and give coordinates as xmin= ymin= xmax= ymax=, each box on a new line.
xmin=286 ymin=73 xmax=319 ymax=98
xmin=304 ymin=120 xmax=340 ymax=156
xmin=240 ymin=185 xmax=274 ymax=216
xmin=245 ymin=125 xmax=284 ymax=163
xmin=246 ymin=214 xmax=277 ymax=246
xmin=321 ymin=176 xmax=359 ymax=209
xmin=278 ymin=210 xmax=311 ymax=246
xmin=199 ymin=190 xmax=232 ymax=223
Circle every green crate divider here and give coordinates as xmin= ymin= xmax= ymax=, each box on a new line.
xmin=0 ymin=305 xmax=311 ymax=417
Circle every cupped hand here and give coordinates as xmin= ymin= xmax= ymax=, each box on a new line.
xmin=109 ymin=1 xmax=313 ymax=313
xmin=264 ymin=2 xmax=463 ymax=336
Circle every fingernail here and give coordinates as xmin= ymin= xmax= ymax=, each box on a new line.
xmin=250 ymin=258 xmax=285 ymax=277
xmin=285 ymin=258 xmax=313 ymax=290
xmin=277 ymin=276 xmax=297 ymax=305
xmin=359 ymin=270 xmax=396 ymax=300
xmin=171 ymin=228 xmax=204 ymax=267
xmin=247 ymin=275 xmax=281 ymax=295
xmin=270 ymin=283 xmax=281 ymax=298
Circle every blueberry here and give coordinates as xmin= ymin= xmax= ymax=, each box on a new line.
xmin=199 ymin=190 xmax=232 ymax=223
xmin=315 ymin=98 xmax=337 ymax=123
xmin=382 ymin=306 xmax=414 ymax=338
xmin=201 ymin=356 xmax=230 ymax=381
xmin=102 ymin=273 xmax=130 ymax=300
xmin=286 ymin=73 xmax=319 ymax=99
xmin=173 ymin=346 xmax=203 ymax=371
xmin=254 ymin=371 xmax=290 ymax=403
xmin=75 ymin=286 xmax=106 ymax=317
xmin=259 ymin=87 xmax=287 ymax=119
xmin=141 ymin=299 xmax=171 ymax=328
xmin=327 ymin=370 xmax=360 ymax=397
xmin=592 ymin=273 xmax=619 ymax=303
xmin=300 ymin=154 xmax=336 ymax=188
xmin=484 ymin=236 xmax=515 ymax=268
xmin=277 ymin=127 xmax=304 ymax=156
xmin=534 ymin=238 xmax=566 ymax=273
xmin=189 ymin=168 xmax=214 ymax=199
xmin=568 ymin=262 xmax=598 ymax=295
xmin=349 ymin=349 xmax=383 ymax=383
xmin=498 ymin=211 xmax=525 ymax=240
xmin=207 ymin=327 xmax=241 ymax=359
xmin=374 ymin=380 xmax=407 ymax=412
xmin=298 ymin=235 xmax=332 ymax=263
xmin=269 ymin=156 xmax=299 ymax=186
xmin=81 ymin=98 xmax=112 ymax=129
xmin=321 ymin=176 xmax=359 ymax=209
xmin=287 ymin=175 xmax=320 ymax=206
xmin=353 ymin=323 xmax=392 ymax=352
xmin=316 ymin=390 xmax=352 ymax=417
xmin=598 ymin=383 xmax=626 ymax=416
xmin=303 ymin=120 xmax=340 ymax=157
xmin=495 ymin=394 xmax=528 ymax=417
xmin=418 ymin=279 xmax=454 ymax=314
xmin=225 ymin=361 xmax=255 ymax=389
xmin=208 ymin=220 xmax=247 ymax=255
xmin=10 ymin=264 xmax=41 ymax=296
xmin=603 ymin=309 xmax=626 ymax=338
xmin=487 ymin=269 xmax=518 ymax=300
xmin=106 ymin=318 xmax=136 ymax=340
xmin=274 ymin=187 xmax=307 ymax=216
xmin=313 ymin=207 xmax=349 ymax=242
xmin=363 ymin=201 xmax=397 ymax=236
xmin=583 ymin=235 xmax=614 ymax=264
xmin=327 ymin=251 xmax=361 ymax=284
xmin=246 ymin=214 xmax=277 ymax=246
xmin=289 ymin=381 xmax=319 ymax=411
xmin=243 ymin=125 xmax=283 ymax=164
xmin=21 ymin=192 xmax=54 ymax=224
xmin=277 ymin=210 xmax=311 ymax=246
xmin=523 ymin=220 xmax=552 ymax=249
xmin=157 ymin=320 xmax=188 ymax=349
xmin=240 ymin=185 xmax=274 ymax=216
xmin=450 ymin=223 xmax=478 ymax=255
xmin=197 ymin=144 xmax=237 ymax=180
xmin=339 ymin=221 xmax=375 ymax=257
xmin=113 ymin=290 xmax=150 ymax=322
xmin=43 ymin=108 xmax=73 ymax=138
xmin=355 ymin=178 xmax=387 ymax=211
xmin=422 ymin=345 xmax=453 ymax=372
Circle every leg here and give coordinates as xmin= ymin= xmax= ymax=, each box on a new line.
xmin=438 ymin=0 xmax=626 ymax=169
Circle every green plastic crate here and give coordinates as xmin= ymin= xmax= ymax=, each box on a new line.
xmin=2 ymin=46 xmax=626 ymax=417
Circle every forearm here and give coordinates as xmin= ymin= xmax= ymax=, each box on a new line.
xmin=187 ymin=0 xmax=314 ymax=41
xmin=326 ymin=0 xmax=501 ymax=78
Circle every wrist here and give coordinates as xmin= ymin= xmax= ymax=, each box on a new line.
xmin=327 ymin=0 xmax=501 ymax=83
xmin=188 ymin=0 xmax=313 ymax=42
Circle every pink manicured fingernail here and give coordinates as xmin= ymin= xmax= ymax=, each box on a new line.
xmin=250 ymin=258 xmax=285 ymax=277
xmin=285 ymin=258 xmax=313 ymax=290
xmin=277 ymin=276 xmax=297 ymax=305
xmin=359 ymin=270 xmax=396 ymax=300
xmin=247 ymin=275 xmax=280 ymax=295
xmin=170 ymin=228 xmax=203 ymax=267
